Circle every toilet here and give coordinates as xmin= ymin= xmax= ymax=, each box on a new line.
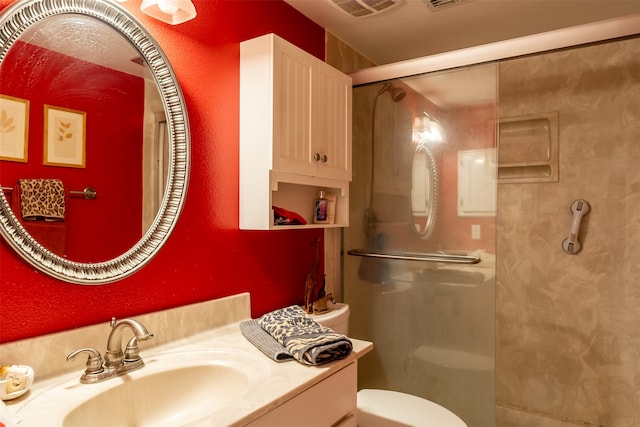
xmin=312 ymin=302 xmax=467 ymax=427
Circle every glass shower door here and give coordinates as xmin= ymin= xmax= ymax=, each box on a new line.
xmin=344 ymin=62 xmax=498 ymax=427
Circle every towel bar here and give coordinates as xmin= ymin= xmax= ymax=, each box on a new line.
xmin=2 ymin=186 xmax=96 ymax=200
xmin=69 ymin=187 xmax=97 ymax=200
xmin=347 ymin=249 xmax=481 ymax=264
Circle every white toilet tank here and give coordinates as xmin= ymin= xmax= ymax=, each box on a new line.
xmin=310 ymin=302 xmax=350 ymax=335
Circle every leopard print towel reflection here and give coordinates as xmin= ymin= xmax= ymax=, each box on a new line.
xmin=18 ymin=179 xmax=65 ymax=221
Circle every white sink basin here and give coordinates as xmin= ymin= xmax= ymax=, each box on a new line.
xmin=17 ymin=349 xmax=271 ymax=427
xmin=63 ymin=361 xmax=246 ymax=426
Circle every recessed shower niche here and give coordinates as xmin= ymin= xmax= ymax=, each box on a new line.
xmin=497 ymin=112 xmax=559 ymax=183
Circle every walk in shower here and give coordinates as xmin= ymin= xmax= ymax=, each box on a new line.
xmin=346 ymin=62 xmax=498 ymax=427
xmin=340 ymin=15 xmax=640 ymax=427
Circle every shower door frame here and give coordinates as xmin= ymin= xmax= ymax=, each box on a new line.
xmin=350 ymin=14 xmax=640 ymax=85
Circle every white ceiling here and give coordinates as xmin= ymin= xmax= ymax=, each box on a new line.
xmin=284 ymin=0 xmax=640 ymax=65
xmin=23 ymin=15 xmax=150 ymax=80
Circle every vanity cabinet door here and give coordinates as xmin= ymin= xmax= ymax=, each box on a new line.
xmin=334 ymin=413 xmax=357 ymax=426
xmin=244 ymin=362 xmax=357 ymax=427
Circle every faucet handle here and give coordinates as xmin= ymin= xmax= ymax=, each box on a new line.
xmin=66 ymin=348 xmax=104 ymax=375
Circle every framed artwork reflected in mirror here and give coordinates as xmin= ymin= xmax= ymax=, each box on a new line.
xmin=0 ymin=94 xmax=29 ymax=163
xmin=43 ymin=104 xmax=86 ymax=168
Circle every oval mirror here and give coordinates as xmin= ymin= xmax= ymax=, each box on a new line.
xmin=410 ymin=145 xmax=437 ymax=238
xmin=0 ymin=0 xmax=190 ymax=284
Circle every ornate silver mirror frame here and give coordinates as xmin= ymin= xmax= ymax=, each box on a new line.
xmin=410 ymin=144 xmax=437 ymax=239
xmin=0 ymin=0 xmax=190 ymax=284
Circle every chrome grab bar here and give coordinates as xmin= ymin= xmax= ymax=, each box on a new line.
xmin=347 ymin=249 xmax=481 ymax=264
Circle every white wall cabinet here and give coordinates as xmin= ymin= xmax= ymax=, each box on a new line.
xmin=244 ymin=362 xmax=357 ymax=427
xmin=240 ymin=33 xmax=352 ymax=230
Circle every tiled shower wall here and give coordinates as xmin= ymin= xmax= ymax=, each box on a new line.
xmin=496 ymin=36 xmax=640 ymax=427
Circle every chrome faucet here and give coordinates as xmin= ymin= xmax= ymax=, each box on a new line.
xmin=67 ymin=317 xmax=154 ymax=384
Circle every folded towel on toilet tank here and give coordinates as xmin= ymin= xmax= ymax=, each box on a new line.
xmin=256 ymin=305 xmax=353 ymax=366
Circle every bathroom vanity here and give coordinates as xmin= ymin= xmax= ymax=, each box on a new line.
xmin=0 ymin=293 xmax=372 ymax=426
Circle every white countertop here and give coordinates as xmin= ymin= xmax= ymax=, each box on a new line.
xmin=6 ymin=320 xmax=373 ymax=427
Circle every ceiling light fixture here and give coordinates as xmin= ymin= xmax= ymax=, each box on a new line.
xmin=113 ymin=0 xmax=197 ymax=25
xmin=413 ymin=112 xmax=444 ymax=144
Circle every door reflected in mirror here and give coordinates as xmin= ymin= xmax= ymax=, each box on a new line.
xmin=0 ymin=14 xmax=167 ymax=263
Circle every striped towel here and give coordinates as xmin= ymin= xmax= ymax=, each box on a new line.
xmin=258 ymin=305 xmax=352 ymax=366
xmin=239 ymin=319 xmax=293 ymax=362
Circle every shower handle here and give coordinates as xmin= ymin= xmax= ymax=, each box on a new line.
xmin=562 ymin=199 xmax=590 ymax=254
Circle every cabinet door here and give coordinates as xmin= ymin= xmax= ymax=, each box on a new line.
xmin=272 ymin=38 xmax=317 ymax=177
xmin=317 ymin=63 xmax=352 ymax=181
xmin=244 ymin=363 xmax=357 ymax=427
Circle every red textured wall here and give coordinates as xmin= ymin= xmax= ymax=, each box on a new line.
xmin=0 ymin=41 xmax=143 ymax=262
xmin=0 ymin=0 xmax=326 ymax=343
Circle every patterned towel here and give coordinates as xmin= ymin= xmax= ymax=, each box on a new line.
xmin=258 ymin=305 xmax=353 ymax=366
xmin=18 ymin=179 xmax=65 ymax=221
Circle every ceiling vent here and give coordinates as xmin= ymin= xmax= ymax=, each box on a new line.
xmin=330 ymin=0 xmax=399 ymax=17
xmin=423 ymin=0 xmax=473 ymax=11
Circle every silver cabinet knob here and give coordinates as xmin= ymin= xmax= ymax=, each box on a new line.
xmin=314 ymin=153 xmax=328 ymax=163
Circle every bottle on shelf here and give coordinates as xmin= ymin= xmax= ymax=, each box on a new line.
xmin=313 ymin=191 xmax=328 ymax=224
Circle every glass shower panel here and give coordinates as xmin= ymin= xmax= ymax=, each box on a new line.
xmin=344 ymin=62 xmax=498 ymax=427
